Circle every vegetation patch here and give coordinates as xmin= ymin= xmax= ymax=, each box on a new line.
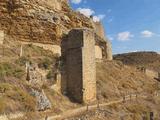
xmin=0 ymin=62 xmax=25 ymax=78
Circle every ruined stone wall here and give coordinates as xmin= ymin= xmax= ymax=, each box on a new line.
xmin=95 ymin=45 xmax=103 ymax=59
xmin=82 ymin=29 xmax=96 ymax=103
xmin=138 ymin=67 xmax=159 ymax=79
xmin=95 ymin=34 xmax=113 ymax=60
xmin=21 ymin=41 xmax=61 ymax=55
xmin=0 ymin=30 xmax=4 ymax=44
xmin=93 ymin=22 xmax=105 ymax=39
xmin=66 ymin=29 xmax=83 ymax=102
xmin=145 ymin=69 xmax=159 ymax=79
xmin=106 ymin=40 xmax=113 ymax=60
xmin=63 ymin=29 xmax=96 ymax=103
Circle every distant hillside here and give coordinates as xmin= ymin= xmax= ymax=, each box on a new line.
xmin=114 ymin=52 xmax=160 ymax=72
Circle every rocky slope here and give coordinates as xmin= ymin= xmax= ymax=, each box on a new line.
xmin=0 ymin=0 xmax=93 ymax=44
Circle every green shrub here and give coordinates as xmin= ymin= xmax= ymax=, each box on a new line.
xmin=46 ymin=70 xmax=54 ymax=80
xmin=16 ymin=56 xmax=30 ymax=66
xmin=0 ymin=62 xmax=25 ymax=78
xmin=38 ymin=58 xmax=53 ymax=69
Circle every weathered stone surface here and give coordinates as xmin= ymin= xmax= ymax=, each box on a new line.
xmin=21 ymin=41 xmax=61 ymax=55
xmin=32 ymin=89 xmax=51 ymax=111
xmin=95 ymin=34 xmax=113 ymax=60
xmin=62 ymin=28 xmax=96 ymax=103
xmin=26 ymin=62 xmax=45 ymax=87
xmin=95 ymin=45 xmax=103 ymax=59
xmin=0 ymin=0 xmax=93 ymax=44
xmin=0 ymin=31 xmax=4 ymax=44
xmin=93 ymin=22 xmax=105 ymax=39
xmin=106 ymin=40 xmax=113 ymax=60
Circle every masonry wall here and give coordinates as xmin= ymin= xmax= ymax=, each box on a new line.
xmin=0 ymin=30 xmax=4 ymax=44
xmin=95 ymin=45 xmax=103 ymax=59
xmin=21 ymin=41 xmax=61 ymax=56
xmin=106 ymin=40 xmax=113 ymax=60
xmin=95 ymin=34 xmax=113 ymax=60
xmin=82 ymin=30 xmax=96 ymax=102
xmin=93 ymin=22 xmax=105 ymax=39
xmin=145 ymin=69 xmax=159 ymax=79
xmin=65 ymin=29 xmax=96 ymax=103
xmin=66 ymin=29 xmax=83 ymax=102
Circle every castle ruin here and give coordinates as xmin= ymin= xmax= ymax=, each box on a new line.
xmin=0 ymin=0 xmax=113 ymax=104
xmin=61 ymin=29 xmax=96 ymax=103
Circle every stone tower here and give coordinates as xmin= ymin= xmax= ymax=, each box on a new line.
xmin=62 ymin=28 xmax=96 ymax=103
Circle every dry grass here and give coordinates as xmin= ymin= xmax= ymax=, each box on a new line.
xmin=96 ymin=60 xmax=157 ymax=101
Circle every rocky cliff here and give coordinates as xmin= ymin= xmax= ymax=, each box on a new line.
xmin=0 ymin=0 xmax=93 ymax=44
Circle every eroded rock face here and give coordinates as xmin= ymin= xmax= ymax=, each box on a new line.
xmin=0 ymin=0 xmax=93 ymax=44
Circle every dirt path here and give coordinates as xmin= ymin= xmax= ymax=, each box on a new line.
xmin=43 ymin=94 xmax=148 ymax=120
xmin=0 ymin=93 xmax=151 ymax=120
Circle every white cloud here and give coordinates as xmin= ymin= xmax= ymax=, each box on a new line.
xmin=117 ymin=31 xmax=134 ymax=41
xmin=93 ymin=14 xmax=105 ymax=22
xmin=71 ymin=0 xmax=82 ymax=4
xmin=77 ymin=8 xmax=105 ymax=22
xmin=108 ymin=36 xmax=114 ymax=41
xmin=77 ymin=8 xmax=95 ymax=17
xmin=141 ymin=30 xmax=154 ymax=38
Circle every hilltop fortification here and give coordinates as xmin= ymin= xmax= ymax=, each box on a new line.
xmin=0 ymin=0 xmax=113 ymax=104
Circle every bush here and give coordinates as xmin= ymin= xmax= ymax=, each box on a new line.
xmin=0 ymin=62 xmax=25 ymax=78
xmin=46 ymin=70 xmax=54 ymax=80
xmin=38 ymin=58 xmax=53 ymax=70
xmin=16 ymin=56 xmax=30 ymax=66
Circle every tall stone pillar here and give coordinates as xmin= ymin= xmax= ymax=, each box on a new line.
xmin=0 ymin=31 xmax=4 ymax=44
xmin=106 ymin=41 xmax=113 ymax=60
xmin=63 ymin=28 xmax=96 ymax=103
